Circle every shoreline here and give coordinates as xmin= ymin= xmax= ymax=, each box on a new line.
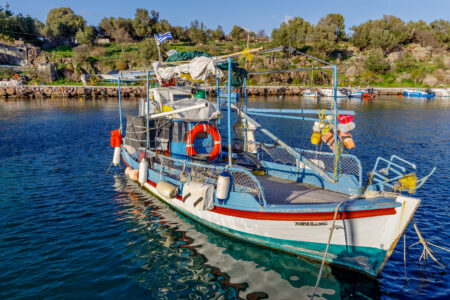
xmin=0 ymin=85 xmax=448 ymax=99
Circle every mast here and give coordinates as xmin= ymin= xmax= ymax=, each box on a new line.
xmin=227 ymin=57 xmax=232 ymax=167
xmin=332 ymin=65 xmax=338 ymax=165
xmin=146 ymin=71 xmax=150 ymax=149
xmin=118 ymin=77 xmax=123 ymax=134
xmin=154 ymin=35 xmax=162 ymax=62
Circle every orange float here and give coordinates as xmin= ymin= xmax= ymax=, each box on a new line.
xmin=322 ymin=131 xmax=335 ymax=152
xmin=339 ymin=131 xmax=355 ymax=149
xmin=110 ymin=129 xmax=122 ymax=147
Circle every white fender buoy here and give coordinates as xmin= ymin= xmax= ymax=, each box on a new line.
xmin=138 ymin=158 xmax=148 ymax=186
xmin=156 ymin=181 xmax=177 ymax=198
xmin=216 ymin=171 xmax=230 ymax=203
xmin=113 ymin=147 xmax=121 ymax=166
xmin=125 ymin=167 xmax=131 ymax=177
xmin=337 ymin=121 xmax=356 ymax=133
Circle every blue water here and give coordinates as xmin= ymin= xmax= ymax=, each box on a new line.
xmin=0 ymin=97 xmax=448 ymax=299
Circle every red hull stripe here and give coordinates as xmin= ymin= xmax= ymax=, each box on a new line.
xmin=122 ymin=156 xmax=396 ymax=220
xmin=209 ymin=206 xmax=396 ymax=221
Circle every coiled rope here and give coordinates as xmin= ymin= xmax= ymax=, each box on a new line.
xmin=310 ymin=201 xmax=345 ymax=300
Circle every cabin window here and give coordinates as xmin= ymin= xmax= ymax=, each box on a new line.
xmin=172 ymin=94 xmax=188 ymax=101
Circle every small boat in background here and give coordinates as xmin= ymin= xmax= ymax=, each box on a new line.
xmin=218 ymin=88 xmax=239 ymax=102
xmin=100 ymin=70 xmax=152 ymax=83
xmin=432 ymin=88 xmax=450 ymax=98
xmin=320 ymin=88 xmax=350 ymax=98
xmin=403 ymin=89 xmax=435 ymax=98
xmin=303 ymin=89 xmax=321 ymax=98
xmin=349 ymin=88 xmax=376 ymax=99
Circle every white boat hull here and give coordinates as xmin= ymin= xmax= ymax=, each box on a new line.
xmin=136 ymin=174 xmax=419 ymax=277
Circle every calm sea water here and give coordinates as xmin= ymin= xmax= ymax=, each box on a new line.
xmin=0 ymin=96 xmax=448 ymax=299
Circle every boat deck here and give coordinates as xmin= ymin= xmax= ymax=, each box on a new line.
xmin=258 ymin=176 xmax=349 ymax=204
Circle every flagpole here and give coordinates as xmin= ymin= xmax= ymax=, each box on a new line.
xmin=154 ymin=34 xmax=162 ymax=63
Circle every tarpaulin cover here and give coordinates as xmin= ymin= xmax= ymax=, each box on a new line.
xmin=165 ymin=98 xmax=219 ymax=122
xmin=152 ymin=57 xmax=223 ymax=82
xmin=166 ymin=51 xmax=211 ymax=62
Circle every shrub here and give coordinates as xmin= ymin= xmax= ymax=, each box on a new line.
xmin=73 ymin=45 xmax=90 ymax=63
xmin=364 ymin=49 xmax=389 ymax=74
xmin=433 ymin=56 xmax=446 ymax=69
xmin=115 ymin=60 xmax=127 ymax=70
xmin=396 ymin=55 xmax=416 ymax=72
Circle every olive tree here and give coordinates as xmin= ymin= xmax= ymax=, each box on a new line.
xmin=44 ymin=7 xmax=85 ymax=39
xmin=271 ymin=17 xmax=313 ymax=48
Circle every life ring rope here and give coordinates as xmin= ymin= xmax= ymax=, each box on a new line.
xmin=186 ymin=124 xmax=221 ymax=161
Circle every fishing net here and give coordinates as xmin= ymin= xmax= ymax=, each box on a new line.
xmin=149 ymin=153 xmax=265 ymax=205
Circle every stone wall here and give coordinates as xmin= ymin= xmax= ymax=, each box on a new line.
xmin=0 ymin=85 xmax=447 ymax=99
xmin=0 ymin=85 xmax=146 ymax=99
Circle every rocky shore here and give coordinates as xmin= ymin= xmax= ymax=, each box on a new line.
xmin=0 ymin=85 xmax=447 ymax=99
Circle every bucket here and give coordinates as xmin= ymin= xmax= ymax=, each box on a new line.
xmin=194 ymin=89 xmax=207 ymax=99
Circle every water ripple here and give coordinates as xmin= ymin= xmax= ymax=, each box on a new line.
xmin=0 ymin=98 xmax=448 ymax=299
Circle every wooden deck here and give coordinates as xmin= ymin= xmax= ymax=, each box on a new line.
xmin=258 ymin=176 xmax=349 ymax=204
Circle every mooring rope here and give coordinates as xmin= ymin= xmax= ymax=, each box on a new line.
xmin=403 ymin=233 xmax=408 ymax=282
xmin=408 ymin=218 xmax=449 ymax=268
xmin=310 ymin=201 xmax=345 ymax=300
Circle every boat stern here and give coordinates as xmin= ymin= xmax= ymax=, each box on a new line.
xmin=375 ymin=195 xmax=420 ymax=276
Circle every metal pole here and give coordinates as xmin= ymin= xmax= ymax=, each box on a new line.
xmin=216 ymin=76 xmax=221 ymax=127
xmin=118 ymin=77 xmax=123 ymax=134
xmin=227 ymin=57 xmax=232 ymax=167
xmin=245 ymin=108 xmax=355 ymax=115
xmin=146 ymin=72 xmax=150 ymax=149
xmin=243 ymin=75 xmax=248 ymax=151
xmin=333 ymin=65 xmax=338 ymax=164
xmin=244 ymin=75 xmax=247 ymax=114
xmin=154 ymin=35 xmax=162 ymax=63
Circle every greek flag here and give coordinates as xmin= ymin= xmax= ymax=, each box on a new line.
xmin=156 ymin=32 xmax=172 ymax=44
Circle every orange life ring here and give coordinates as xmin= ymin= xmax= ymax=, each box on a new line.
xmin=186 ymin=124 xmax=221 ymax=161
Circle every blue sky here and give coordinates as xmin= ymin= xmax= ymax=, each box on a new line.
xmin=6 ymin=0 xmax=450 ymax=35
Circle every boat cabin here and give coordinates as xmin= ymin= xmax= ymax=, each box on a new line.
xmin=125 ymin=86 xmax=220 ymax=161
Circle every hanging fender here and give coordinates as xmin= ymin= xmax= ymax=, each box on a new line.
xmin=338 ymin=131 xmax=355 ymax=149
xmin=322 ymin=130 xmax=335 ymax=152
xmin=110 ymin=129 xmax=122 ymax=147
xmin=186 ymin=124 xmax=221 ymax=161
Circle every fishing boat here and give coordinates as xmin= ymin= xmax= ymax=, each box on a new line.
xmin=349 ymin=88 xmax=376 ymax=99
xmin=303 ymin=89 xmax=321 ymax=98
xmin=110 ymin=48 xmax=435 ymax=278
xmin=100 ymin=70 xmax=151 ymax=83
xmin=403 ymin=89 xmax=435 ymax=98
xmin=320 ymin=88 xmax=350 ymax=98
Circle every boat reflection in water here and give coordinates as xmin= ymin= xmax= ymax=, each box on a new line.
xmin=113 ymin=174 xmax=380 ymax=299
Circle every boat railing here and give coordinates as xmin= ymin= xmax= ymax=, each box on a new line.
xmin=252 ymin=142 xmax=362 ymax=186
xmin=142 ymin=149 xmax=267 ymax=207
xmin=369 ymin=154 xmax=436 ymax=193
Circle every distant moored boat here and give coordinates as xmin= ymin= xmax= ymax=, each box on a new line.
xmin=403 ymin=89 xmax=435 ymax=98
